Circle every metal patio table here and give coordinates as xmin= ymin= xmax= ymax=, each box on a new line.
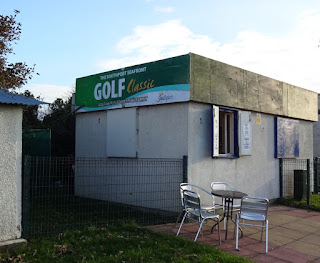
xmin=211 ymin=189 xmax=247 ymax=239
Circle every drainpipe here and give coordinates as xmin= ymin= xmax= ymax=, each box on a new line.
xmin=183 ymin=155 xmax=188 ymax=183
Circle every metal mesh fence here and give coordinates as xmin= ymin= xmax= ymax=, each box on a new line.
xmin=314 ymin=158 xmax=320 ymax=194
xmin=22 ymin=156 xmax=183 ymax=238
xmin=280 ymin=158 xmax=320 ymax=210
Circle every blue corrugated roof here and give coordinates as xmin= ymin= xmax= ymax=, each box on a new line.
xmin=0 ymin=89 xmax=47 ymax=106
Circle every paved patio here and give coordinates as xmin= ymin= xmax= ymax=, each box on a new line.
xmin=150 ymin=205 xmax=320 ymax=263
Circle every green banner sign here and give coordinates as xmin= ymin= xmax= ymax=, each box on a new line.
xmin=75 ymin=54 xmax=190 ymax=111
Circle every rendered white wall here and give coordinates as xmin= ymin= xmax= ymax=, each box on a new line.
xmin=187 ymin=102 xmax=313 ymax=202
xmin=313 ymin=95 xmax=320 ymax=157
xmin=0 ymin=104 xmax=22 ymax=241
xmin=75 ymin=101 xmax=313 ymax=207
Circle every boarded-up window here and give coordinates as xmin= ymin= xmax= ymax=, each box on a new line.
xmin=107 ymin=108 xmax=137 ymax=157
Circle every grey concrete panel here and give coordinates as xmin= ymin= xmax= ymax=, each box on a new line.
xmin=190 ymin=53 xmax=317 ymax=121
xmin=75 ymin=111 xmax=108 ymax=157
xmin=138 ymin=103 xmax=188 ymax=158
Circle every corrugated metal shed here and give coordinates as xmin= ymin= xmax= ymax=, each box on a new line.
xmin=0 ymin=89 xmax=47 ymax=106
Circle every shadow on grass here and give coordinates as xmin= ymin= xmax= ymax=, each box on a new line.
xmin=24 ymin=192 xmax=178 ymax=238
xmin=2 ymin=223 xmax=253 ymax=263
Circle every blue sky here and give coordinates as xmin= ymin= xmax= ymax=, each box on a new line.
xmin=3 ymin=0 xmax=320 ymax=102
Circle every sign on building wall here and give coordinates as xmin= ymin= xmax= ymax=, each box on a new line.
xmin=212 ymin=105 xmax=219 ymax=157
xmin=239 ymin=111 xmax=252 ymax=156
xmin=75 ymin=54 xmax=190 ymax=112
xmin=275 ymin=117 xmax=299 ymax=158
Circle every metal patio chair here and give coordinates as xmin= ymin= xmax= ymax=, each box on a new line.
xmin=175 ymin=183 xmax=215 ymax=226
xmin=236 ymin=196 xmax=269 ymax=253
xmin=176 ymin=189 xmax=221 ymax=243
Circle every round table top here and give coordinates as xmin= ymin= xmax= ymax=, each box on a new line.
xmin=211 ymin=189 xmax=247 ymax=199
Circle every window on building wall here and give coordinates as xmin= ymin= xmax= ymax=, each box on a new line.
xmin=219 ymin=111 xmax=235 ymax=154
xmin=212 ymin=105 xmax=239 ymax=158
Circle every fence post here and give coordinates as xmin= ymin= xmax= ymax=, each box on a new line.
xmin=307 ymin=159 xmax=310 ymax=206
xmin=279 ymin=158 xmax=283 ymax=198
xmin=22 ymin=155 xmax=31 ymax=238
xmin=183 ymin=155 xmax=188 ymax=183
xmin=314 ymin=158 xmax=318 ymax=194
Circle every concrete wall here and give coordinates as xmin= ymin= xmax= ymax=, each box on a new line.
xmin=75 ymin=101 xmax=314 ymax=207
xmin=74 ymin=158 xmax=182 ymax=212
xmin=186 ymin=102 xmax=313 ymax=203
xmin=189 ymin=53 xmax=318 ymax=122
xmin=313 ymin=94 xmax=320 ymax=157
xmin=0 ymin=104 xmax=22 ymax=241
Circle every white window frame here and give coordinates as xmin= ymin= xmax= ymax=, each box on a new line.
xmin=212 ymin=105 xmax=239 ymax=158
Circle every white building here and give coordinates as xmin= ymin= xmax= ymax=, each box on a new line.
xmin=74 ymin=53 xmax=317 ymax=204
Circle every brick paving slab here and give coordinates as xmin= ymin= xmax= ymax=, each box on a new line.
xmin=267 ymin=246 xmax=318 ymax=263
xmin=269 ymin=206 xmax=295 ymax=212
xmin=262 ymin=234 xmax=294 ymax=246
xmin=308 ymin=215 xmax=320 ymax=222
xmin=268 ymin=226 xmax=307 ymax=240
xmin=283 ymin=210 xmax=320 ymax=218
xmin=283 ymin=221 xmax=318 ymax=234
xmin=284 ymin=241 xmax=320 ymax=257
xmin=298 ymin=218 xmax=320 ymax=228
xmin=300 ymin=234 xmax=320 ymax=245
xmin=267 ymin=215 xmax=299 ymax=226
xmin=252 ymin=254 xmax=290 ymax=263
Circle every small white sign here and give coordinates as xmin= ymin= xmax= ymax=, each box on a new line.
xmin=243 ymin=123 xmax=251 ymax=151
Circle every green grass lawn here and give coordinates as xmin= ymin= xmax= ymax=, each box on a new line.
xmin=0 ymin=223 xmax=252 ymax=263
xmin=24 ymin=195 xmax=177 ymax=238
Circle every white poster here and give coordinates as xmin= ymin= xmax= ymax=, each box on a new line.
xmin=243 ymin=123 xmax=251 ymax=151
xmin=239 ymin=111 xmax=252 ymax=156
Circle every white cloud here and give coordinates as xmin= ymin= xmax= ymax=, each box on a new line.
xmin=98 ymin=20 xmax=219 ymax=70
xmin=154 ymin=6 xmax=174 ymax=13
xmin=98 ymin=12 xmax=320 ymax=93
xmin=21 ymin=84 xmax=74 ymax=103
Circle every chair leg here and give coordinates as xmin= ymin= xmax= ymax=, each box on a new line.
xmin=266 ymin=220 xmax=269 ymax=253
xmin=260 ymin=223 xmax=264 ymax=242
xmin=176 ymin=213 xmax=187 ymax=237
xmin=174 ymin=209 xmax=184 ymax=227
xmin=236 ymin=215 xmax=239 ymax=251
xmin=217 ymin=218 xmax=221 ymax=245
xmin=233 ymin=212 xmax=238 ymax=239
xmin=194 ymin=219 xmax=205 ymax=242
